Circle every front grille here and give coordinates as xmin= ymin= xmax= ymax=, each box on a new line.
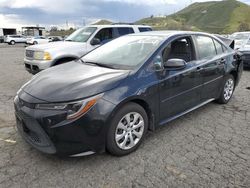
xmin=26 ymin=50 xmax=34 ymax=59
xmin=27 ymin=130 xmax=42 ymax=144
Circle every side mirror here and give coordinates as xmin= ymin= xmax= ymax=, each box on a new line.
xmin=164 ymin=59 xmax=186 ymax=69
xmin=153 ymin=55 xmax=163 ymax=71
xmin=90 ymin=38 xmax=101 ymax=46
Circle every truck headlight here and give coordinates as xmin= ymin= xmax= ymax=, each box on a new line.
xmin=35 ymin=93 xmax=103 ymax=120
xmin=33 ymin=51 xmax=52 ymax=60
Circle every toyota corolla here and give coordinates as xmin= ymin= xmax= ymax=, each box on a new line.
xmin=14 ymin=31 xmax=243 ymax=157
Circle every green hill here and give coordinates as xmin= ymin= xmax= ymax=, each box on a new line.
xmin=136 ymin=0 xmax=250 ymax=34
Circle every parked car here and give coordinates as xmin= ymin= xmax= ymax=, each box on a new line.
xmin=48 ymin=36 xmax=63 ymax=42
xmin=24 ymin=24 xmax=152 ymax=74
xmin=26 ymin=36 xmax=50 ymax=45
xmin=15 ymin=31 xmax=243 ymax=157
xmin=230 ymin=32 xmax=250 ymax=68
xmin=4 ymin=35 xmax=27 ymax=45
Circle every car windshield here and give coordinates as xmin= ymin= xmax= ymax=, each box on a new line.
xmin=82 ymin=35 xmax=164 ymax=70
xmin=65 ymin=27 xmax=97 ymax=42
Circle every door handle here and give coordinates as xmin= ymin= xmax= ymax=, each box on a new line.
xmin=196 ymin=67 xmax=203 ymax=72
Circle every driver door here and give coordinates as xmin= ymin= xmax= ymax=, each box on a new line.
xmin=159 ymin=36 xmax=202 ymax=123
xmin=88 ymin=28 xmax=115 ymax=51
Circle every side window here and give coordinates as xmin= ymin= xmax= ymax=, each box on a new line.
xmin=94 ymin=28 xmax=113 ymax=44
xmin=162 ymin=37 xmax=194 ymax=63
xmin=117 ymin=27 xmax=134 ymax=36
xmin=196 ymin=35 xmax=216 ymax=59
xmin=139 ymin=27 xmax=152 ymax=32
xmin=213 ymin=39 xmax=224 ymax=55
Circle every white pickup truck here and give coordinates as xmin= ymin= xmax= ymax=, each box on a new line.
xmin=24 ymin=24 xmax=152 ymax=74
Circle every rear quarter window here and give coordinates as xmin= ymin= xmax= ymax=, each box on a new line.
xmin=139 ymin=27 xmax=152 ymax=32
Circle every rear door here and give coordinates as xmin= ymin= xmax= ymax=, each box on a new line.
xmin=193 ymin=35 xmax=226 ymax=101
xmin=114 ymin=27 xmax=134 ymax=37
xmin=14 ymin=35 xmax=21 ymax=42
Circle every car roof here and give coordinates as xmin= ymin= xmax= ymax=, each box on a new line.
xmin=87 ymin=24 xmax=151 ymax=28
xmin=232 ymin=32 xmax=250 ymax=34
xmin=130 ymin=30 xmax=215 ymax=38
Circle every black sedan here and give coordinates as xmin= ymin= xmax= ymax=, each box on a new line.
xmin=14 ymin=31 xmax=243 ymax=156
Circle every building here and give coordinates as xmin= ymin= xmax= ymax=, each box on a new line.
xmin=0 ymin=28 xmax=17 ymax=43
xmin=22 ymin=26 xmax=46 ymax=36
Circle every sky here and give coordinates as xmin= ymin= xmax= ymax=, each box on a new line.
xmin=0 ymin=0 xmax=250 ymax=30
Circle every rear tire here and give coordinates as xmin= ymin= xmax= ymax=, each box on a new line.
xmin=216 ymin=75 xmax=235 ymax=104
xmin=106 ymin=102 xmax=148 ymax=156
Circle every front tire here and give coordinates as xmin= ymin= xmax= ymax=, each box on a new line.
xmin=216 ymin=75 xmax=235 ymax=104
xmin=33 ymin=41 xmax=38 ymax=45
xmin=106 ymin=103 xmax=148 ymax=156
xmin=9 ymin=40 xmax=15 ymax=45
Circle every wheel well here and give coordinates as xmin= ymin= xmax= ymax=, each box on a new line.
xmin=229 ymin=70 xmax=237 ymax=82
xmin=130 ymin=99 xmax=155 ymax=131
xmin=53 ymin=57 xmax=77 ymax=66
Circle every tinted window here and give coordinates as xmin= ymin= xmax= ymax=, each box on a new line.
xmin=213 ymin=39 xmax=224 ymax=54
xmin=196 ymin=36 xmax=216 ymax=59
xmin=139 ymin=27 xmax=152 ymax=32
xmin=94 ymin=28 xmax=113 ymax=44
xmin=117 ymin=27 xmax=134 ymax=36
xmin=162 ymin=37 xmax=194 ymax=63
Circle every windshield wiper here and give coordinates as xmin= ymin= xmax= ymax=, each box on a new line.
xmin=84 ymin=61 xmax=116 ymax=69
xmin=65 ymin=39 xmax=73 ymax=41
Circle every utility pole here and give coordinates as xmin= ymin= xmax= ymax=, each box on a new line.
xmin=66 ymin=20 xmax=68 ymax=30
xmin=82 ymin=18 xmax=85 ymax=26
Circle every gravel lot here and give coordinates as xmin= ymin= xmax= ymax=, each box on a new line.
xmin=0 ymin=44 xmax=250 ymax=188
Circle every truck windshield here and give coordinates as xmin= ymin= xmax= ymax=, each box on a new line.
xmin=65 ymin=27 xmax=97 ymax=43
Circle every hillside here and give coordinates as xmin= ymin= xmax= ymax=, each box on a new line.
xmin=92 ymin=19 xmax=113 ymax=25
xmin=136 ymin=0 xmax=250 ymax=33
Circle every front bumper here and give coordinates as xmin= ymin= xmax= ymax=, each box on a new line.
xmin=14 ymin=91 xmax=115 ymax=156
xmin=24 ymin=58 xmax=53 ymax=74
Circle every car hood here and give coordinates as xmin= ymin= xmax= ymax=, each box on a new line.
xmin=239 ymin=45 xmax=250 ymax=52
xmin=22 ymin=61 xmax=130 ymax=102
xmin=26 ymin=41 xmax=87 ymax=52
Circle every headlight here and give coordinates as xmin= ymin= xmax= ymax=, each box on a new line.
xmin=33 ymin=51 xmax=52 ymax=60
xmin=35 ymin=93 xmax=103 ymax=120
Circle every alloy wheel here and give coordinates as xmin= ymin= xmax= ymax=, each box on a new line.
xmin=115 ymin=112 xmax=144 ymax=150
xmin=223 ymin=78 xmax=234 ymax=101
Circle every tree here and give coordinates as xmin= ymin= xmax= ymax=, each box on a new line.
xmin=238 ymin=22 xmax=250 ymax=32
xmin=50 ymin=26 xmax=58 ymax=32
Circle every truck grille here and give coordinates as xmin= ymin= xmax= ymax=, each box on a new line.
xmin=26 ymin=50 xmax=34 ymax=59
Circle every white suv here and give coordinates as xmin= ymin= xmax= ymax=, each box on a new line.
xmin=26 ymin=36 xmax=50 ymax=45
xmin=4 ymin=35 xmax=27 ymax=45
xmin=24 ymin=24 xmax=152 ymax=74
